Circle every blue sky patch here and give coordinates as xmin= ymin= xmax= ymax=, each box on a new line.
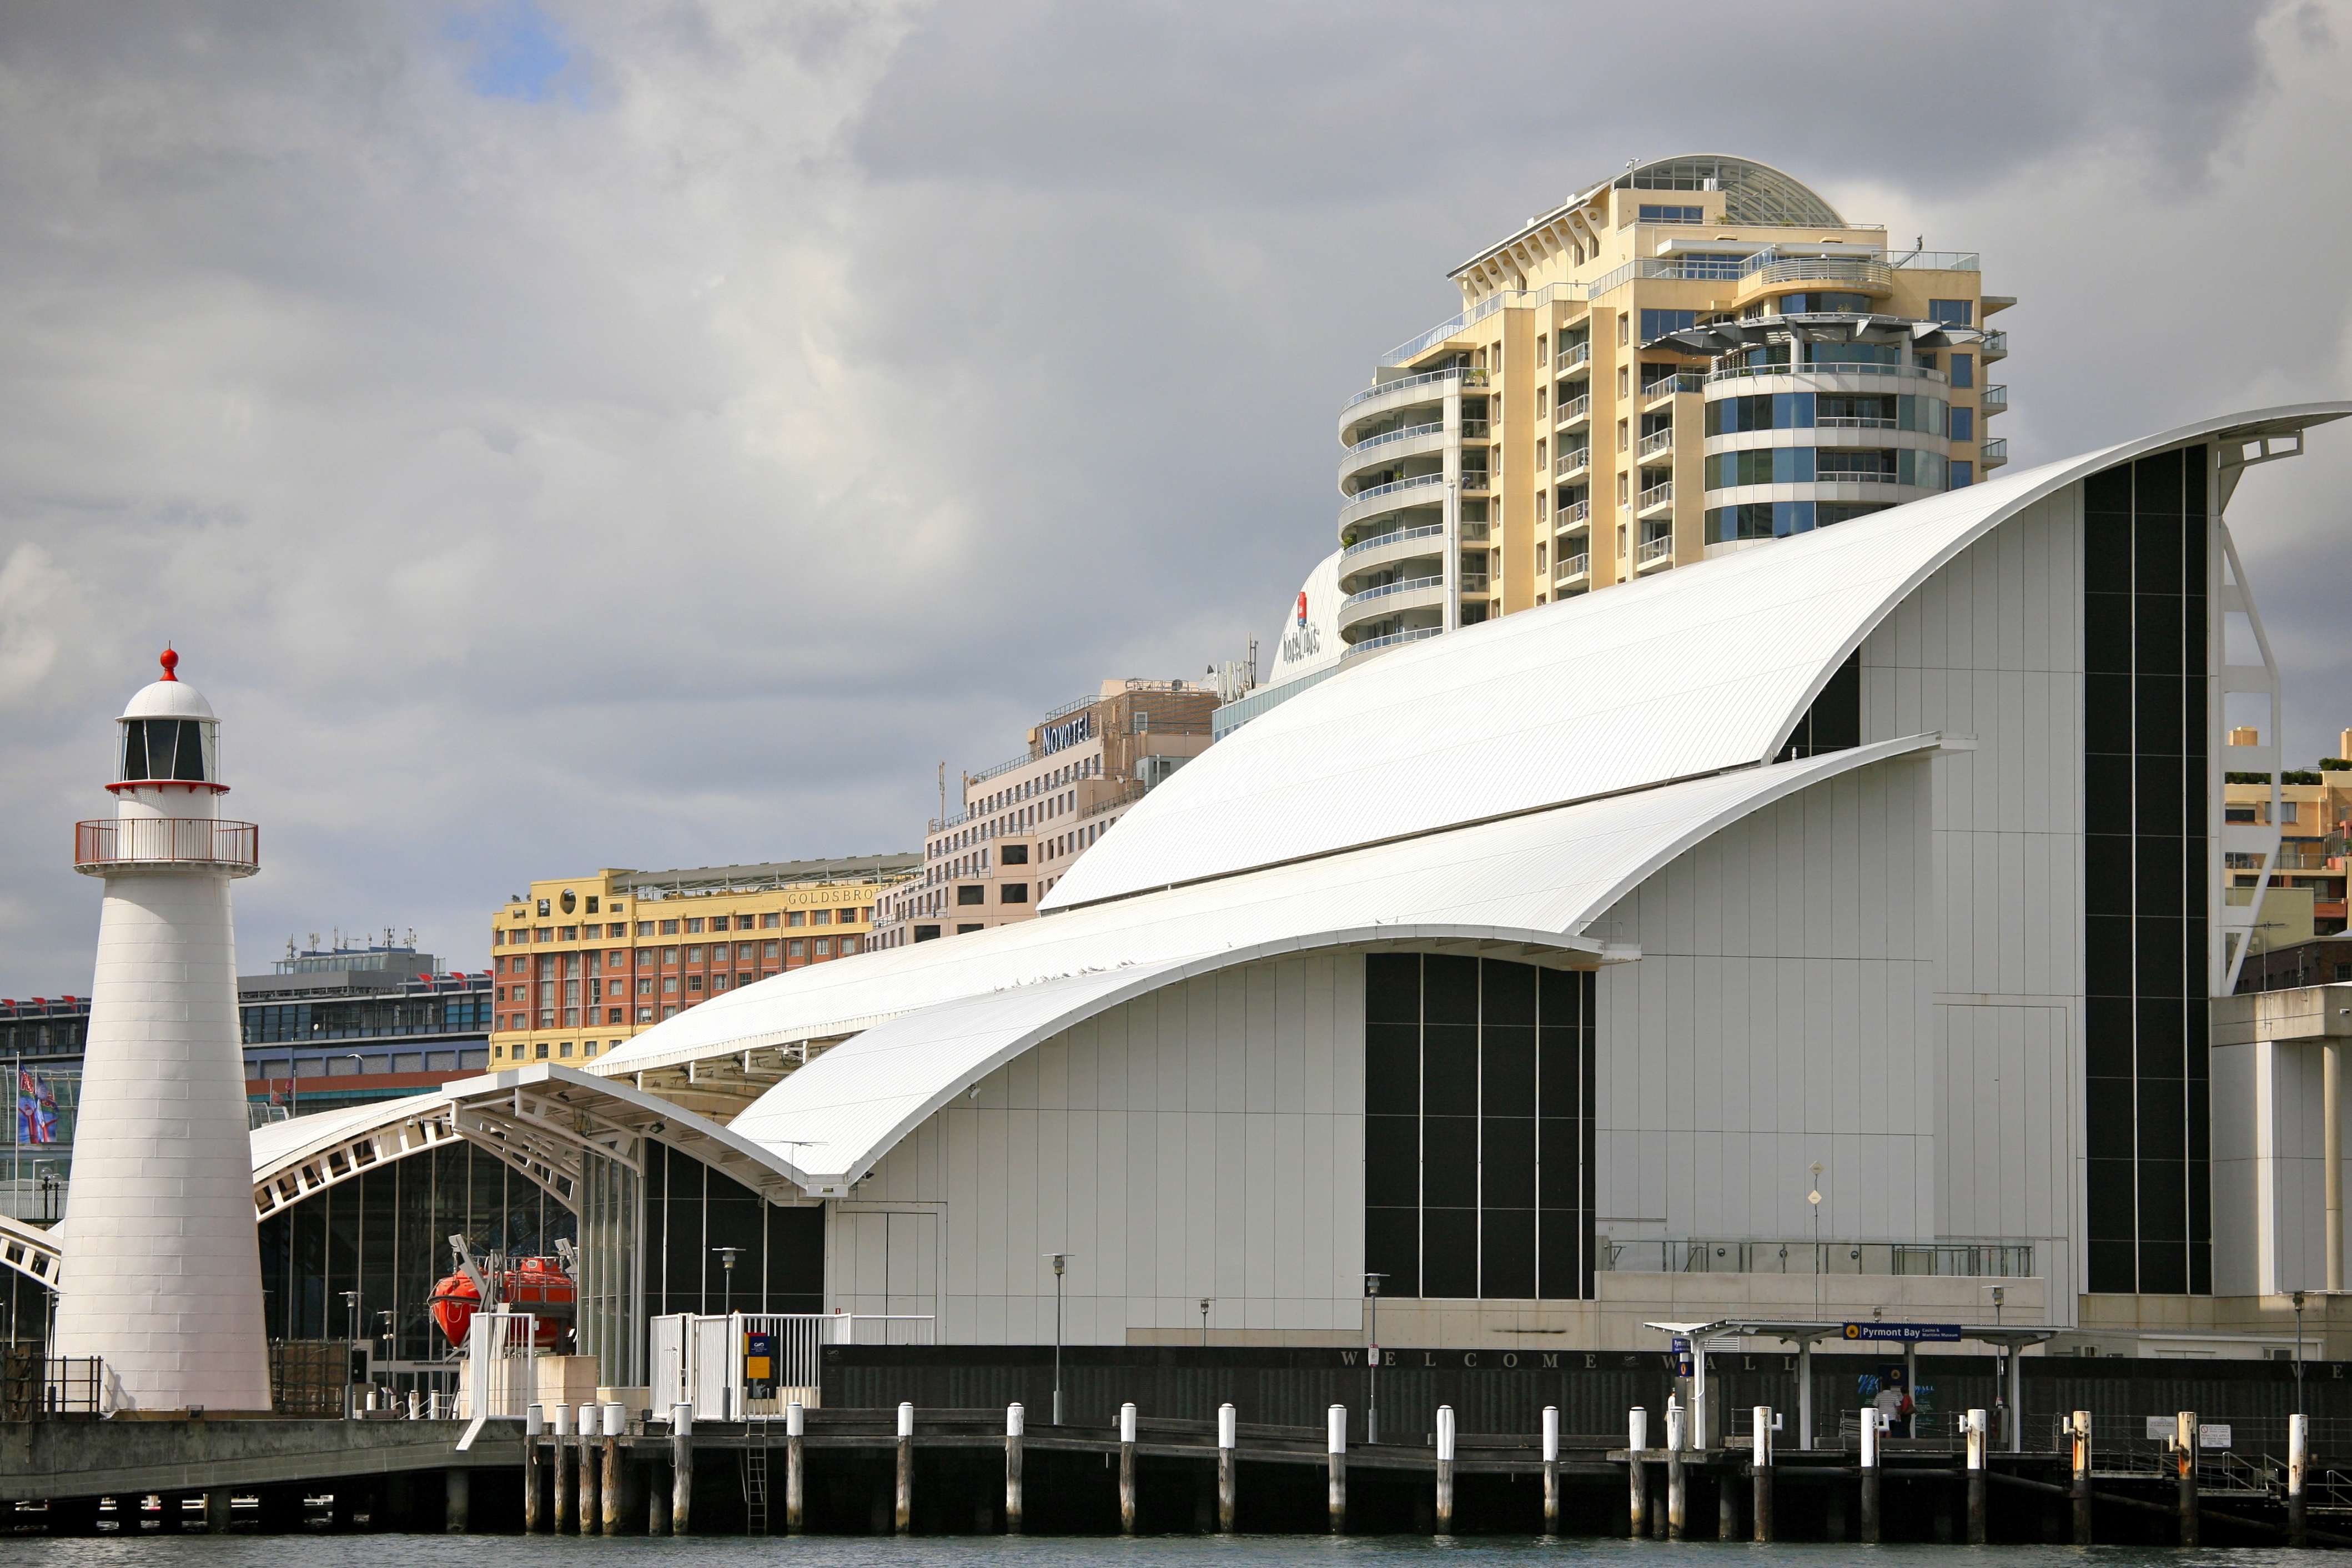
xmin=447 ymin=1 xmax=579 ymax=104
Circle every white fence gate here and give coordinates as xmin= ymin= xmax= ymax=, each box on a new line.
xmin=459 ymin=1310 xmax=538 ymax=1420
xmin=649 ymin=1311 xmax=933 ymax=1418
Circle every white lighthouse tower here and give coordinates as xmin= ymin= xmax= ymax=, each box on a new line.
xmin=53 ymin=649 xmax=270 ymax=1412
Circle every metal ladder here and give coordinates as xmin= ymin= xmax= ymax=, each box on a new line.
xmin=742 ymin=1416 xmax=771 ymax=1535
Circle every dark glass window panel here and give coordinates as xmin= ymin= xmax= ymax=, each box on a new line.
xmin=2138 ymin=1160 xmax=2188 ymax=1240
xmin=2134 ymin=758 xmax=2184 ymax=836
xmin=1423 ymin=1026 xmax=1480 ymax=1117
xmin=2139 ymin=1240 xmax=2188 ymax=1295
xmin=2189 ymin=1241 xmax=2212 ymax=1296
xmin=2135 ymin=450 xmax=2184 ymax=520
xmin=1363 ymin=1117 xmax=1421 ymax=1208
xmin=2084 ymin=1079 xmax=2136 ymax=1159
xmin=2188 ymin=1080 xmax=2210 ymax=1160
xmin=1537 ymin=1212 xmax=1581 ymax=1301
xmin=1484 ymin=1026 xmax=1536 ymax=1113
xmin=1539 ymin=966 xmax=1584 ymax=1027
xmin=1421 ymin=1117 xmax=1480 ymax=1209
xmin=2082 ymin=509 xmax=2133 ymax=595
xmin=2083 ymin=594 xmax=2134 ymax=674
xmin=2134 ymin=514 xmax=2183 ymax=594
xmin=2085 ymin=917 xmax=2134 ymax=993
xmin=2084 ymin=836 xmax=2132 ymax=918
xmin=1482 ymin=1114 xmax=1535 ymax=1212
xmin=1421 ymin=1209 xmax=1478 ymax=1298
xmin=2087 ymin=1239 xmax=2136 ymax=1294
xmin=2135 ymin=1000 xmax=2185 ymax=1065
xmin=1364 ymin=1024 xmax=1422 ymax=1117
xmin=2133 ymin=597 xmax=2183 ymax=676
xmin=172 ymin=719 xmax=207 ymax=781
xmin=2133 ymin=681 xmax=2183 ymax=760
xmin=1424 ymin=955 xmax=1480 ymax=1026
xmin=1481 ymin=1207 xmax=1536 ymax=1300
xmin=2083 ymin=464 xmax=2132 ymax=519
xmin=2135 ymin=917 xmax=2187 ymax=998
xmin=121 ymin=719 xmax=149 ymax=782
xmin=2189 ymin=1157 xmax=2212 ymax=1238
xmin=1537 ymin=1119 xmax=1580 ymax=1208
xmin=2185 ymin=1003 xmax=2209 ymax=1056
xmin=1365 ymin=954 xmax=1421 ymax=1026
xmin=2085 ymin=1158 xmax=2137 ymax=1241
xmin=2135 ymin=1079 xmax=2186 ymax=1159
xmin=2187 ymin=917 xmax=2209 ymax=984
xmin=1364 ymin=1208 xmax=1419 ymax=1299
xmin=145 ymin=717 xmax=178 ymax=780
xmin=2086 ymin=753 xmax=2132 ymax=811
xmin=1482 ymin=961 xmax=1536 ymax=1027
xmin=2133 ymin=839 xmax=2184 ymax=916
xmin=766 ymin=1206 xmax=826 ymax=1313
xmin=2185 ymin=663 xmax=2209 ymax=742
xmin=2083 ymin=675 xmax=2133 ymax=755
xmin=2085 ymin=997 xmax=2134 ymax=1076
xmin=1538 ymin=1028 xmax=1579 ymax=1116
xmin=2184 ymin=445 xmax=2209 ymax=520
xmin=1805 ymin=652 xmax=1861 ymax=752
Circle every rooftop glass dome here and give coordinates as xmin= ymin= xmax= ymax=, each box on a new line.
xmin=1614 ymin=155 xmax=1845 ymax=228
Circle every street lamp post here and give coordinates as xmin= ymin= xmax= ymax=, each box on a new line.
xmin=1807 ymin=1163 xmax=1824 ymax=1318
xmin=1046 ymin=1253 xmax=1071 ymax=1425
xmin=712 ymin=1247 xmax=743 ymax=1317
xmin=339 ymin=1289 xmax=361 ymax=1418
xmin=1200 ymin=1297 xmax=1210 ymax=1347
xmin=1364 ymin=1273 xmax=1387 ymax=1444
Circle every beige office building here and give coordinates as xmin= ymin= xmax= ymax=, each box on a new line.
xmin=1330 ymin=153 xmax=2009 ymax=658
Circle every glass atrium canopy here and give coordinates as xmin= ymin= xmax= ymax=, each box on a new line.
xmin=1614 ymin=155 xmax=1845 ymax=228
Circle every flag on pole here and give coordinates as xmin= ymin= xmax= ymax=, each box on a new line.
xmin=17 ymin=1070 xmax=57 ymax=1144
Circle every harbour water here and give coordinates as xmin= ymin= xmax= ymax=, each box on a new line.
xmin=0 ymin=1541 xmax=2343 ymax=1566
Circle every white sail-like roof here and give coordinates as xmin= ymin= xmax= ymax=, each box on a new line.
xmin=1044 ymin=404 xmax=2352 ymax=912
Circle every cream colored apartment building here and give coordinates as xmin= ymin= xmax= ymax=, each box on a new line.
xmin=1330 ymin=154 xmax=2009 ymax=657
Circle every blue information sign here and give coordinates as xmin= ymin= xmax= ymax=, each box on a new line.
xmin=1842 ymin=1322 xmax=1961 ymax=1343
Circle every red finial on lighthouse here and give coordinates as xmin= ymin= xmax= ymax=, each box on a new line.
xmin=158 ymin=647 xmax=179 ymax=682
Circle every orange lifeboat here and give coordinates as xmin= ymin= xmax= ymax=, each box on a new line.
xmin=429 ymin=1255 xmax=576 ymax=1351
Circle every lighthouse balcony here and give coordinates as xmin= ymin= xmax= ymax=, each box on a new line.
xmin=74 ymin=817 xmax=259 ymax=876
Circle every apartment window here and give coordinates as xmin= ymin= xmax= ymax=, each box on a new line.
xmin=808 ymin=909 xmax=829 ymax=925
xmin=685 ymin=918 xmax=703 ymax=933
xmin=586 ymin=1038 xmax=602 ymax=1054
xmin=1949 ymin=353 xmax=1974 ymax=389
xmin=687 ymin=975 xmax=703 ymax=992
xmin=662 ymin=977 xmax=679 ymax=994
xmin=660 ymin=919 xmax=678 ymax=935
xmin=957 ymin=886 xmax=986 ymax=906
xmin=637 ymin=978 xmax=652 ymax=996
xmin=585 ymin=896 xmax=600 ymax=914
xmin=534 ymin=1042 xmax=549 ymax=1059
xmin=711 ymin=974 xmax=728 ymax=992
xmin=1616 ymin=314 xmax=1629 ymax=345
xmin=914 ymin=926 xmax=941 ymax=943
xmin=1637 ymin=204 xmax=1702 ymax=224
xmin=535 ymin=928 xmax=552 ymax=942
xmin=1639 ymin=309 xmax=1696 ymax=340
xmin=1616 ymin=418 xmax=1629 ymax=453
xmin=841 ymin=936 xmax=860 ymax=954
xmin=637 ymin=1007 xmax=654 ymax=1022
xmin=958 ymin=924 xmax=983 ymax=934
xmin=788 ymin=911 xmax=806 ymax=927
xmin=707 ymin=916 xmax=727 ymax=931
xmin=1949 ymin=408 xmax=1974 ymax=443
xmin=637 ymin=921 xmax=654 ymax=937
xmin=737 ymin=943 xmax=755 ymax=962
xmin=536 ymin=899 xmax=551 ymax=917
xmin=762 ymin=913 xmax=779 ymax=928
xmin=762 ymin=941 xmax=780 ymax=960
xmin=1928 ymin=299 xmax=1974 ymax=326
xmin=2281 ymin=801 xmax=2300 ymax=824
xmin=785 ymin=939 xmax=804 ymax=957
xmin=815 ymin=939 xmax=833 ymax=955
xmin=1003 ymin=883 xmax=1029 ymax=904
xmin=1616 ymin=366 xmax=1629 ymax=398
xmin=559 ymin=1042 xmax=574 ymax=1059
xmin=661 ymin=1006 xmax=677 ymax=1019
xmin=1951 ymin=461 xmax=1974 ymax=488
xmin=686 ymin=945 xmax=702 ymax=962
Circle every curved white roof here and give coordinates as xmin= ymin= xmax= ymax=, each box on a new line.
xmin=1044 ymin=404 xmax=2352 ymax=912
xmin=620 ymin=735 xmax=1946 ymax=1191
xmin=120 ymin=679 xmax=216 ymax=722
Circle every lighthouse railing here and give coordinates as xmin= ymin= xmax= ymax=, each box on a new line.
xmin=73 ymin=817 xmax=258 ymax=871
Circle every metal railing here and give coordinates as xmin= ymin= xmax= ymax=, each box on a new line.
xmin=1599 ymin=1237 xmax=2035 ymax=1276
xmin=1982 ymin=330 xmax=2008 ymax=357
xmin=1637 ymin=428 xmax=1673 ymax=459
xmin=1554 ymin=448 xmax=1591 ymax=476
xmin=1080 ymin=781 xmax=1146 ymax=822
xmin=1460 ymin=469 xmax=1492 ymax=492
xmin=1341 ymin=625 xmax=1443 ymax=662
xmin=1820 ymin=415 xmax=1897 ymax=429
xmin=1459 ymin=419 xmax=1490 ymax=438
xmin=1342 ymin=471 xmax=1446 ymax=507
xmin=1636 ymin=534 xmax=1673 ymax=566
xmin=1557 ymin=498 xmax=1591 ymax=526
xmin=1376 ymin=282 xmax=1588 ymax=365
xmin=1817 ymin=467 xmax=1901 ymax=484
xmin=1636 ymin=480 xmax=1673 ymax=512
xmin=1342 ymin=574 xmax=1443 ymax=609
xmin=1343 ymin=521 xmax=1446 ymax=560
xmin=74 ymin=817 xmax=258 ymax=871
xmin=1644 ymin=374 xmax=1703 ymax=401
xmin=655 ymin=1312 xmax=937 ymax=1421
xmin=1556 ymin=552 xmax=1591 ymax=581
xmin=1556 ymin=341 xmax=1591 ymax=369
xmin=1344 ymin=420 xmax=1444 ymax=458
xmin=1556 ymin=393 xmax=1591 ymax=424
xmin=1345 ymin=365 xmax=1489 ymax=408
xmin=1982 ymin=384 xmax=2009 ymax=410
xmin=1710 ymin=360 xmax=1946 ymax=386
xmin=1983 ymin=438 xmax=2008 ymax=466
xmin=1460 ymin=572 xmax=1490 ymax=593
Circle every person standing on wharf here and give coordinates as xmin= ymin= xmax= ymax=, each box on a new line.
xmin=50 ymin=650 xmax=270 ymax=1412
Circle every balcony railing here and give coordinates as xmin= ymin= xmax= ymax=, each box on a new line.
xmin=1341 ymin=574 xmax=1443 ymax=609
xmin=1818 ymin=415 xmax=1897 ymax=430
xmin=1342 ymin=521 xmax=1446 ymax=561
xmin=1982 ymin=384 xmax=2009 ymax=410
xmin=1460 ymin=572 xmax=1491 ymax=593
xmin=1554 ymin=448 xmax=1591 ymax=477
xmin=1983 ymin=437 xmax=2008 ymax=467
xmin=1589 ymin=250 xmax=1972 ymax=301
xmin=1816 ymin=468 xmax=1901 ymax=484
xmin=1637 ymin=428 xmax=1673 ymax=459
xmin=1459 ymin=419 xmax=1491 ymax=438
xmin=1599 ymin=1237 xmax=2031 ymax=1278
xmin=1644 ymin=373 xmax=1703 ymax=402
xmin=1982 ymin=330 xmax=2008 ymax=359
xmin=1636 ymin=534 xmax=1673 ymax=566
xmin=1344 ymin=420 xmax=1444 ymax=458
xmin=1556 ymin=341 xmax=1591 ymax=370
xmin=1709 ymin=360 xmax=1946 ymax=386
xmin=1344 ymin=365 xmax=1488 ymax=410
xmin=1555 ymin=552 xmax=1590 ymax=582
xmin=1341 ymin=625 xmax=1443 ymax=662
xmin=1636 ymin=479 xmax=1673 ymax=512
xmin=75 ymin=817 xmax=259 ymax=873
xmin=1342 ymin=471 xmax=1446 ymax=508
xmin=1460 ymin=469 xmax=1492 ymax=492
xmin=1557 ymin=497 xmax=1590 ymax=526
xmin=1556 ymin=393 xmax=1591 ymax=425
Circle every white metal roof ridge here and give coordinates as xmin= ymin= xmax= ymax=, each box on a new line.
xmin=1043 ymin=403 xmax=2352 ymax=914
xmin=715 ymin=736 xmax=1947 ymax=1192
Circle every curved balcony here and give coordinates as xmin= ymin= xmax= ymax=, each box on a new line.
xmin=1733 ymin=256 xmax=1894 ymax=299
xmin=1336 ymin=471 xmax=1448 ymax=536
xmin=1336 ymin=574 xmax=1445 ymax=636
xmin=1556 ymin=341 xmax=1591 ymax=371
xmin=1643 ymin=374 xmax=1703 ymax=408
xmin=1554 ymin=551 xmax=1591 ymax=589
xmin=75 ymin=817 xmax=259 ymax=877
xmin=1707 ymin=361 xmax=1948 ymax=389
xmin=1339 ymin=522 xmax=1448 ymax=584
xmin=1555 ymin=497 xmax=1591 ymax=529
xmin=1338 ymin=367 xmax=1486 ymax=444
xmin=1340 ymin=624 xmax=1443 ymax=664
xmin=1337 ymin=424 xmax=1447 ymax=491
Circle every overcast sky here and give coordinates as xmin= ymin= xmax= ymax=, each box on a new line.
xmin=1 ymin=0 xmax=2348 ymax=993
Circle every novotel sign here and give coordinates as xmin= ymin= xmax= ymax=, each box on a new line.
xmin=1041 ymin=709 xmax=1095 ymax=756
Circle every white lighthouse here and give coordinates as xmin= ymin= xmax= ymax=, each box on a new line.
xmin=52 ymin=649 xmax=270 ymax=1412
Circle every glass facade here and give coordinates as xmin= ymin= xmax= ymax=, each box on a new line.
xmin=642 ymin=1139 xmax=823 ymax=1319
xmin=2082 ymin=446 xmax=2212 ymax=1296
xmin=1363 ymin=954 xmax=1595 ymax=1301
